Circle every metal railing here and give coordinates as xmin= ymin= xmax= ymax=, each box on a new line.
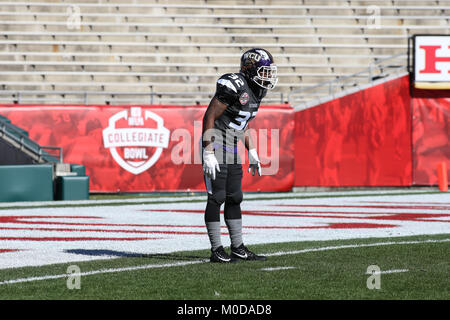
xmin=288 ymin=53 xmax=408 ymax=110
xmin=0 ymin=119 xmax=62 ymax=163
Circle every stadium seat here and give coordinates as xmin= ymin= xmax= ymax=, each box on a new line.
xmin=0 ymin=0 xmax=448 ymax=104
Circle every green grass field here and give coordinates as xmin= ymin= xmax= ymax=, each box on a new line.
xmin=1 ymin=233 xmax=448 ymax=300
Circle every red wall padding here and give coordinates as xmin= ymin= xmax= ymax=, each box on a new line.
xmin=294 ymin=76 xmax=413 ymax=186
xmin=0 ymin=104 xmax=294 ymax=192
xmin=1 ymin=76 xmax=448 ymax=190
xmin=412 ymin=96 xmax=450 ymax=185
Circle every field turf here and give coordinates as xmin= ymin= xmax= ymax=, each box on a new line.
xmin=0 ymin=233 xmax=448 ymax=300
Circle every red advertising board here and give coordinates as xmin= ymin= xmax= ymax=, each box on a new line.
xmin=412 ymin=95 xmax=450 ymax=185
xmin=294 ymin=75 xmax=413 ymax=187
xmin=0 ymin=104 xmax=294 ymax=192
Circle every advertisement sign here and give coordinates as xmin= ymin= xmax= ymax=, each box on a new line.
xmin=0 ymin=105 xmax=294 ymax=193
xmin=413 ymin=35 xmax=450 ymax=89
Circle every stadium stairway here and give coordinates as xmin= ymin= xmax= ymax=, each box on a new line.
xmin=0 ymin=0 xmax=448 ymax=105
xmin=0 ymin=114 xmax=89 ymax=201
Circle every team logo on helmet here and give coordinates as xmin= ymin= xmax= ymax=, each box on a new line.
xmin=239 ymin=92 xmax=249 ymax=105
xmin=240 ymin=48 xmax=278 ymax=90
xmin=102 ymin=107 xmax=170 ymax=175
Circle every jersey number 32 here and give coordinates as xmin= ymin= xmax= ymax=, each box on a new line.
xmin=229 ymin=110 xmax=257 ymax=130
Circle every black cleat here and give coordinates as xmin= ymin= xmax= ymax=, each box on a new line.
xmin=210 ymin=246 xmax=232 ymax=263
xmin=230 ymin=244 xmax=267 ymax=261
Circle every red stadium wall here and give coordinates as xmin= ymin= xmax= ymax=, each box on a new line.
xmin=294 ymin=75 xmax=450 ymax=187
xmin=1 ymin=75 xmax=448 ymax=191
xmin=294 ymin=75 xmax=413 ymax=187
xmin=411 ymin=91 xmax=450 ymax=185
xmin=0 ymin=104 xmax=294 ymax=193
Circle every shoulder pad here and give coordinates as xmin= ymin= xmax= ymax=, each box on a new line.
xmin=217 ymin=73 xmax=246 ymax=93
xmin=217 ymin=76 xmax=238 ymax=93
xmin=215 ymin=74 xmax=243 ymax=106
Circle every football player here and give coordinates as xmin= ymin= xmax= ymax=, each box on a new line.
xmin=202 ymin=48 xmax=278 ymax=263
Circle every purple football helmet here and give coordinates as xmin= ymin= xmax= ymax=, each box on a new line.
xmin=240 ymin=48 xmax=278 ymax=90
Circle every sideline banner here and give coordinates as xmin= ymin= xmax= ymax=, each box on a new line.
xmin=412 ymin=97 xmax=450 ymax=185
xmin=0 ymin=104 xmax=294 ymax=192
xmin=294 ymin=76 xmax=413 ymax=186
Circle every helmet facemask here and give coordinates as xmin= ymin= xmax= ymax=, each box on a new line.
xmin=253 ymin=64 xmax=278 ymax=90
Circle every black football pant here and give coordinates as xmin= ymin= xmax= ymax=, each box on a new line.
xmin=204 ymin=163 xmax=243 ymax=222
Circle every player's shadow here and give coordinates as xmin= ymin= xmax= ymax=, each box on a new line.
xmin=65 ymin=249 xmax=205 ymax=261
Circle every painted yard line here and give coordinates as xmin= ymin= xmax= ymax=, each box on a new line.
xmin=260 ymin=266 xmax=296 ymax=271
xmin=0 ymin=238 xmax=448 ymax=286
xmin=0 ymin=259 xmax=206 ymax=285
xmin=264 ymin=239 xmax=450 ymax=257
xmin=368 ymin=269 xmax=409 ymax=275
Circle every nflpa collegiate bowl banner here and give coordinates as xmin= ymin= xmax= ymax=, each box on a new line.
xmin=0 ymin=104 xmax=294 ymax=192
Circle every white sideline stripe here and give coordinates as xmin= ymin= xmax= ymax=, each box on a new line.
xmin=0 ymin=260 xmax=205 ymax=285
xmin=0 ymin=196 xmax=208 ymax=208
xmin=263 ymin=239 xmax=450 ymax=257
xmin=0 ymin=188 xmax=440 ymax=208
xmin=260 ymin=266 xmax=296 ymax=271
xmin=368 ymin=269 xmax=409 ymax=275
xmin=0 ymin=238 xmax=448 ymax=286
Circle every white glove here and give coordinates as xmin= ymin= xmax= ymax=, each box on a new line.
xmin=203 ymin=150 xmax=220 ymax=180
xmin=248 ymin=148 xmax=261 ymax=176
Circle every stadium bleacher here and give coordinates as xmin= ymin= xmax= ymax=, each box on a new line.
xmin=0 ymin=0 xmax=448 ymax=105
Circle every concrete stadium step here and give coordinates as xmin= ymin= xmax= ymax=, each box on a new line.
xmin=367 ymin=37 xmax=409 ymax=45
xmin=322 ymin=47 xmax=374 ymax=55
xmin=0 ymin=83 xmax=55 ymax=91
xmin=402 ymin=18 xmax=450 ymax=26
xmin=328 ymin=56 xmax=376 ymax=66
xmin=0 ymin=0 xmax=444 ymax=105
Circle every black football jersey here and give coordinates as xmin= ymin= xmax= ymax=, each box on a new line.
xmin=212 ymin=73 xmax=266 ymax=151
